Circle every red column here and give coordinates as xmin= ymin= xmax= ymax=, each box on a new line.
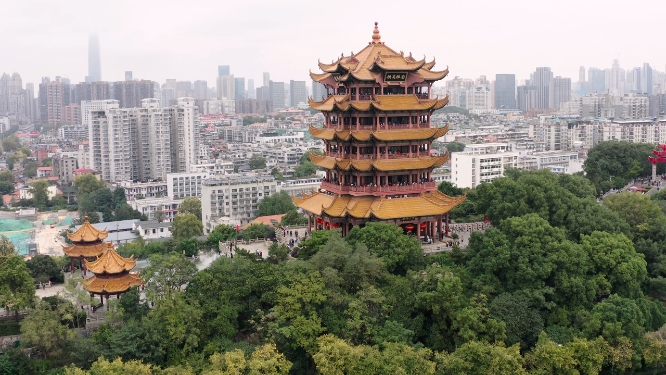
xmin=416 ymin=221 xmax=421 ymax=240
xmin=308 ymin=214 xmax=312 ymax=233
xmin=70 ymin=258 xmax=74 ymax=273
xmin=445 ymin=212 xmax=450 ymax=234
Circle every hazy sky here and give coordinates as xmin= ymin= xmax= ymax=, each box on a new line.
xmin=2 ymin=0 xmax=665 ymax=88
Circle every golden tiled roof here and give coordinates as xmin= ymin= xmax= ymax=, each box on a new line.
xmin=312 ymin=25 xmax=447 ymax=83
xmin=62 ymin=242 xmax=114 ymax=258
xmin=83 ymin=272 xmax=142 ymax=294
xmin=309 ymin=125 xmax=449 ymax=142
xmin=67 ymin=217 xmax=109 ymax=242
xmin=309 ymin=95 xmax=449 ymax=113
xmin=310 ymin=71 xmax=332 ymax=83
xmin=309 ymin=153 xmax=449 ymax=171
xmin=295 ymin=190 xmax=466 ymax=219
xmin=291 ymin=192 xmax=335 ymax=216
xmin=85 ymin=249 xmax=137 ymax=275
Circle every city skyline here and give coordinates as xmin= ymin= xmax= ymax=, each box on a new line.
xmin=2 ymin=0 xmax=665 ymax=88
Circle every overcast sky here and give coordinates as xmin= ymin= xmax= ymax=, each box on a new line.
xmin=2 ymin=0 xmax=664 ymax=88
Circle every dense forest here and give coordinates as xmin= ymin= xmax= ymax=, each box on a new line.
xmin=3 ymin=141 xmax=666 ymax=374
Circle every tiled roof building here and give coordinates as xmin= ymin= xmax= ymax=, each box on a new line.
xmin=294 ymin=23 xmax=464 ymax=241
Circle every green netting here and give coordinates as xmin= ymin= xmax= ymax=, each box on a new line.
xmin=0 ymin=219 xmax=36 ymax=256
xmin=59 ymin=217 xmax=73 ymax=226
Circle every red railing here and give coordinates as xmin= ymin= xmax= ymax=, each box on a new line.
xmin=321 ymin=181 xmax=436 ymax=194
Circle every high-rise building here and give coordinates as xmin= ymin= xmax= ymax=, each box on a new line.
xmin=247 ymin=79 xmax=255 ymax=99
xmin=549 ymin=76 xmax=571 ymax=109
xmin=161 ymin=87 xmax=175 ymax=107
xmin=269 ymin=81 xmax=285 ymax=110
xmin=216 ymin=75 xmax=235 ymax=99
xmin=609 ymin=59 xmax=625 ymax=94
xmin=642 ymin=63 xmax=653 ymax=95
xmin=125 ymin=71 xmax=133 ymax=81
xmin=588 ymin=68 xmax=605 ymax=93
xmin=494 ymin=74 xmax=516 ymax=109
xmin=579 ymin=66 xmax=585 ymax=84
xmin=517 ymin=85 xmax=537 ymax=112
xmin=218 ymin=66 xmax=230 ymax=77
xmin=168 ymin=98 xmax=200 ymax=173
xmin=86 ymin=34 xmax=102 ymax=83
xmin=289 ymin=80 xmax=307 ymax=108
xmin=176 ymin=81 xmax=192 ymax=98
xmin=74 ymin=81 xmax=111 ymax=104
xmin=263 ymin=72 xmax=270 ymax=87
xmin=234 ymin=77 xmax=246 ymax=99
xmin=38 ymin=80 xmax=71 ymax=125
xmin=194 ymin=80 xmax=208 ymax=100
xmin=312 ymin=80 xmax=327 ymax=101
xmin=25 ymin=82 xmax=36 ymax=120
xmin=533 ymin=67 xmax=553 ymax=109
xmin=113 ymin=80 xmax=156 ymax=108
xmin=256 ymin=86 xmax=270 ymax=101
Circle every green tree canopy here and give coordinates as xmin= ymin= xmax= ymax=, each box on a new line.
xmin=257 ymin=190 xmax=297 ymax=216
xmin=584 ymin=141 xmax=662 ymax=193
xmin=280 ymin=210 xmax=307 ymax=226
xmin=249 ymin=154 xmax=266 ymax=170
xmin=179 ymin=197 xmax=202 ymax=220
xmin=446 ymin=141 xmax=466 ymax=153
xmin=28 ymin=179 xmax=50 ymax=207
xmin=346 ymin=222 xmax=422 ymax=274
xmin=0 ymin=180 xmax=14 ymax=195
xmin=603 ymin=191 xmax=666 ymax=242
xmin=74 ymin=173 xmax=106 ymax=196
xmin=171 ymin=213 xmax=203 ymax=239
xmin=143 ymin=252 xmax=198 ymax=304
xmin=0 ymin=169 xmax=15 ymax=183
xmin=23 ymin=161 xmax=38 ymax=178
xmin=0 ymin=255 xmax=35 ymax=319
xmin=25 ymin=255 xmax=60 ymax=284
xmin=1 ymin=135 xmax=20 ymax=152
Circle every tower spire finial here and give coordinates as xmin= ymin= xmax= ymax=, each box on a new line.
xmin=371 ymin=22 xmax=382 ymax=44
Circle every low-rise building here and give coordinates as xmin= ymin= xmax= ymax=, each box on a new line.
xmin=201 ymin=173 xmax=277 ymax=234
xmin=167 ymin=172 xmax=212 ymax=198
xmin=450 ymin=151 xmax=518 ymax=189
xmin=117 ymin=180 xmax=168 ymax=201
xmin=129 ymin=197 xmax=182 ymax=222
xmin=133 ymin=220 xmax=172 ymax=239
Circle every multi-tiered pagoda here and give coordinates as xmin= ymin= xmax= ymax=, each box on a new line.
xmin=63 ymin=217 xmax=114 ymax=275
xmin=293 ymin=23 xmax=465 ymax=242
xmin=83 ymin=248 xmax=141 ymax=306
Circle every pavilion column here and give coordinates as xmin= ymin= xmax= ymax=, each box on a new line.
xmin=416 ymin=220 xmax=421 ymax=240
xmin=445 ymin=212 xmax=450 ymax=234
xmin=70 ymin=258 xmax=74 ymax=273
xmin=437 ymin=215 xmax=443 ymax=240
xmin=432 ymin=220 xmax=438 ymax=243
xmin=308 ymin=214 xmax=312 ymax=233
xmin=100 ymin=294 xmax=104 ymax=306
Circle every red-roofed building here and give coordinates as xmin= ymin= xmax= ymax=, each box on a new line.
xmin=241 ymin=214 xmax=286 ymax=229
xmin=37 ymin=166 xmax=53 ymax=178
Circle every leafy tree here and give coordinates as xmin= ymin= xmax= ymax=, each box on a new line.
xmin=257 ymin=190 xmax=297 ymax=216
xmin=603 ymin=191 xmax=666 ymax=242
xmin=28 ymin=179 xmax=50 ymax=207
xmin=298 ymin=229 xmax=333 ymax=260
xmin=0 ymin=255 xmax=36 ymax=320
xmin=241 ymin=223 xmax=274 ymax=240
xmin=64 ymin=357 xmax=157 ymax=374
xmin=242 ymin=115 xmax=266 ymax=126
xmin=179 ymin=197 xmax=202 ymax=220
xmin=20 ymin=300 xmax=74 ymax=358
xmin=584 ymin=141 xmax=662 ymax=193
xmin=438 ymin=181 xmax=464 ymax=196
xmin=268 ymin=242 xmax=290 ymax=264
xmin=280 ymin=210 xmax=307 ymax=226
xmin=113 ymin=202 xmax=144 ymax=221
xmin=0 ymin=180 xmax=13 ymax=195
xmin=1 ymin=134 xmax=20 ymax=152
xmin=170 ymin=213 xmax=203 ymax=239
xmin=206 ymin=224 xmax=236 ymax=247
xmin=0 ymin=235 xmax=17 ymax=258
xmin=74 ymin=173 xmax=106 ymax=196
xmin=435 ymin=341 xmax=526 ymax=375
xmin=204 ymin=344 xmax=292 ymax=375
xmin=18 ymin=146 xmax=31 ymax=157
xmin=294 ymin=161 xmax=317 ymax=178
xmin=5 ymin=154 xmax=19 ymax=170
xmin=524 ymin=332 xmax=580 ymax=375
xmin=346 ymin=222 xmax=422 ymax=274
xmin=249 ymin=153 xmax=266 ymax=170
xmin=299 ymin=149 xmax=322 ymax=164
xmin=25 ymin=255 xmax=60 ymax=284
xmin=23 ymin=161 xmax=38 ymax=178
xmin=0 ymin=169 xmax=14 ymax=182
xmin=446 ymin=141 xmax=466 ymax=153
xmin=489 ymin=293 xmax=544 ymax=349
xmin=154 ymin=205 xmax=166 ymax=223
xmin=143 ymin=252 xmax=197 ymax=304
xmin=271 ymin=166 xmax=284 ymax=180
xmin=452 ymin=294 xmax=507 ymax=347
xmin=41 ymin=157 xmax=52 ymax=167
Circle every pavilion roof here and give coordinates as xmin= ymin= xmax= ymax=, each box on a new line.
xmin=309 ymin=124 xmax=449 ymax=142
xmin=62 ymin=242 xmax=114 ymax=258
xmin=309 ymin=152 xmax=449 ymax=171
xmin=312 ymin=24 xmax=448 ymax=83
xmin=85 ymin=248 xmax=137 ymax=275
xmin=308 ymin=94 xmax=449 ymax=112
xmin=67 ymin=217 xmax=108 ymax=242
xmin=83 ymin=272 xmax=142 ymax=294
xmin=293 ymin=190 xmax=466 ymax=220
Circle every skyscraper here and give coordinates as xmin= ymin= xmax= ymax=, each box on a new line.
xmin=549 ymin=76 xmax=571 ymax=109
xmin=588 ymin=68 xmax=605 ymax=93
xmin=269 ymin=81 xmax=285 ymax=110
xmin=533 ymin=67 xmax=553 ymax=109
xmin=234 ymin=77 xmax=246 ymax=99
xmin=263 ymin=73 xmax=270 ymax=87
xmin=517 ymin=85 xmax=537 ymax=112
xmin=218 ymin=66 xmax=230 ymax=77
xmin=194 ymin=80 xmax=208 ymax=100
xmin=494 ymin=74 xmax=516 ymax=109
xmin=312 ymin=81 xmax=327 ymax=101
xmin=289 ymin=80 xmax=307 ymax=108
xmin=216 ymin=75 xmax=235 ymax=99
xmin=168 ymin=98 xmax=200 ymax=173
xmin=642 ymin=63 xmax=653 ymax=95
xmin=87 ymin=34 xmax=102 ymax=83
xmin=125 ymin=71 xmax=133 ymax=81
xmin=247 ymin=79 xmax=255 ymax=99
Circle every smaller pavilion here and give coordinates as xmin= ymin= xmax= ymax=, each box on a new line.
xmin=82 ymin=247 xmax=142 ymax=306
xmin=63 ymin=217 xmax=112 ymax=275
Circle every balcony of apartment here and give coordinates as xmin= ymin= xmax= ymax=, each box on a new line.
xmin=320 ymin=180 xmax=436 ymax=196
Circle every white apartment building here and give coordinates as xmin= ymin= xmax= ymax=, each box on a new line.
xmin=167 ymin=171 xmax=212 ymax=198
xmin=451 ymin=151 xmax=518 ymax=188
xmin=202 ymin=99 xmax=235 ymax=115
xmin=465 ymin=85 xmax=492 ymax=110
xmin=256 ymin=131 xmax=305 ymax=144
xmin=117 ymin=180 xmax=168 ymax=201
xmin=168 ymin=97 xmax=200 ymax=174
xmin=133 ymin=221 xmax=172 ymax=239
xmin=201 ymin=174 xmax=277 ymax=234
xmin=603 ymin=119 xmax=666 ymax=144
xmin=129 ymin=197 xmax=182 ymax=222
xmin=88 ymin=98 xmax=172 ymax=182
xmin=263 ymin=147 xmax=307 ymax=167
xmin=0 ymin=116 xmax=10 ymax=132
xmin=518 ymin=151 xmax=584 ymax=174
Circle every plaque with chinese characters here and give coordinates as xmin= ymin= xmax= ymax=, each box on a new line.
xmin=384 ymin=72 xmax=407 ymax=82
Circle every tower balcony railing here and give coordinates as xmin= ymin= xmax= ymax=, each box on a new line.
xmin=321 ymin=180 xmax=436 ymax=194
xmin=415 ymin=94 xmax=429 ymax=99
xmin=324 ymin=152 xmax=430 ymax=160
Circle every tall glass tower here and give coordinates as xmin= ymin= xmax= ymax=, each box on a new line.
xmin=87 ymin=34 xmax=102 ymax=82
